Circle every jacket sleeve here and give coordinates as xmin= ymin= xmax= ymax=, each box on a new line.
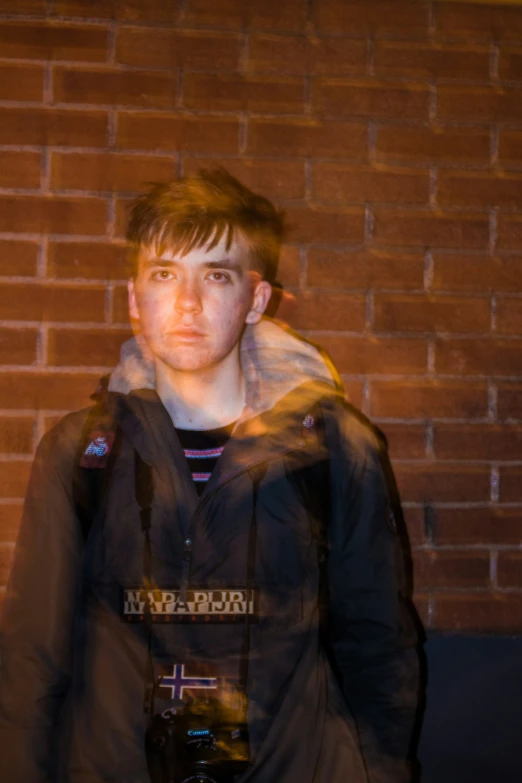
xmin=0 ymin=421 xmax=84 ymax=782
xmin=324 ymin=406 xmax=420 ymax=783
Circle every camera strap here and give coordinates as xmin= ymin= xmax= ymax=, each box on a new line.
xmin=239 ymin=463 xmax=266 ymax=696
xmin=134 ymin=448 xmax=156 ymax=716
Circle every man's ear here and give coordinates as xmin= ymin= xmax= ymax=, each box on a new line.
xmin=128 ymin=278 xmax=140 ymax=322
xmin=245 ymin=280 xmax=272 ymax=325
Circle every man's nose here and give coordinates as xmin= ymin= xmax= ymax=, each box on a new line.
xmin=174 ymin=279 xmax=202 ymax=314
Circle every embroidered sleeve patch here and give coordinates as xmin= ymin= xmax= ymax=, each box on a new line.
xmin=122 ymin=588 xmax=258 ymax=624
xmin=80 ymin=429 xmax=115 ymax=469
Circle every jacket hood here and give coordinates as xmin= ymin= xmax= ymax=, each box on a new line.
xmin=108 ymin=319 xmax=343 ymax=420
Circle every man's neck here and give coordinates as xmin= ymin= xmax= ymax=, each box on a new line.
xmin=154 ymin=350 xmax=246 ymax=430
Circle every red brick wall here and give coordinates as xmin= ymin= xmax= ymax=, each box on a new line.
xmin=1 ymin=0 xmax=522 ymax=633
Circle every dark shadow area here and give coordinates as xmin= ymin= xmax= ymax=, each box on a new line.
xmin=418 ymin=635 xmax=522 ymax=783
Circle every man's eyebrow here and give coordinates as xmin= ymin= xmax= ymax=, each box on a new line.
xmin=143 ymin=258 xmax=244 ymax=275
xmin=143 ymin=257 xmax=175 ymax=268
xmin=203 ymin=260 xmax=243 ymax=275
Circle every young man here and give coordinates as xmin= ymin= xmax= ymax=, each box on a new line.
xmin=0 ymin=169 xmax=419 ymax=783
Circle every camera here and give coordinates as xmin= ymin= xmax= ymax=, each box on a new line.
xmin=145 ymin=695 xmax=250 ymax=783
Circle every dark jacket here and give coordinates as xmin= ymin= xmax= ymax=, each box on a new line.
xmin=0 ymin=321 xmax=419 ymax=783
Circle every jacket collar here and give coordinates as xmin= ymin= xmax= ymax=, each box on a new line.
xmin=107 ymin=318 xmax=342 ymax=425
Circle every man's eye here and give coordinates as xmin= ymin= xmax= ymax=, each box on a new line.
xmin=208 ymin=272 xmax=230 ymax=283
xmin=151 ymin=270 xmax=174 ymax=281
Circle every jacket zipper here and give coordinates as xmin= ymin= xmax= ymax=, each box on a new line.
xmin=179 ymin=536 xmax=193 ymax=601
xmin=178 ymin=443 xmax=306 ymax=600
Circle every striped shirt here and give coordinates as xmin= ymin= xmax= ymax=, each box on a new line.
xmin=175 ymin=422 xmax=235 ymax=496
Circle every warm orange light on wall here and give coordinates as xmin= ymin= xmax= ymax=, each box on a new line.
xmin=437 ymin=0 xmax=522 ymax=5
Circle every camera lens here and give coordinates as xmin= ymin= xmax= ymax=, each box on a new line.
xmin=180 ymin=771 xmax=219 ymax=783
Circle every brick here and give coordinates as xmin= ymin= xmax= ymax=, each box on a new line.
xmin=500 ymin=466 xmax=522 ymax=502
xmin=438 ymin=85 xmax=522 ymax=123
xmin=0 ymin=63 xmax=43 ymax=102
xmin=375 ymin=125 xmax=491 ymax=165
xmin=370 ymin=380 xmax=488 ymax=419
xmin=436 ymin=338 xmax=522 ymax=378
xmin=182 ymin=157 xmax=306 ymax=201
xmin=373 ymin=294 xmax=491 ymax=334
xmin=116 ymin=28 xmax=241 ymax=71
xmin=315 ymin=79 xmax=429 ymax=120
xmin=374 ymin=42 xmax=490 ymax=80
xmin=499 ymin=129 xmax=522 ymax=166
xmin=0 ymin=372 xmax=97 ymax=410
xmin=284 ymin=206 xmax=365 ymax=244
xmin=0 ymin=283 xmax=106 ymax=322
xmin=0 ymin=504 xmax=22 ymax=543
xmin=0 ymin=196 xmax=106 ymax=236
xmin=434 ymin=424 xmax=522 ymax=461
xmin=0 ymin=108 xmax=108 ymax=147
xmin=117 ymin=113 xmax=240 ymax=154
xmin=247 ymin=33 xmax=367 ymax=76
xmin=316 ymin=336 xmax=426 ymax=375
xmin=0 ymin=22 xmax=108 ymax=62
xmin=438 ymin=171 xmax=522 ymax=209
xmin=184 ymin=0 xmax=307 ymax=30
xmin=436 ymin=2 xmax=522 ymax=42
xmin=402 ymin=506 xmax=426 ymax=547
xmin=0 ymin=151 xmax=41 ymax=190
xmin=394 ymin=463 xmax=490 ymax=503
xmin=51 ymin=152 xmax=176 ymax=193
xmin=433 ymin=594 xmax=522 ymax=633
xmin=498 ymin=383 xmax=522 ymax=420
xmin=307 ymin=249 xmax=424 ymax=290
xmin=275 ymin=246 xmax=301 ymax=287
xmin=373 ymin=210 xmax=489 ymax=250
xmin=0 ymin=0 xmax=44 ymax=10
xmin=285 ymin=292 xmax=366 ymax=331
xmin=0 ymin=462 xmax=31 ymax=499
xmin=54 ymin=0 xmax=181 ymax=23
xmin=497 ymin=215 xmax=522 ymax=251
xmin=499 ymin=48 xmax=522 ymax=81
xmin=184 ymin=74 xmax=305 ymax=113
xmin=0 ymin=544 xmax=14 ymax=584
xmin=342 ymin=380 xmax=364 ymax=410
xmin=313 ymin=0 xmax=429 ymax=37
xmin=0 ymin=329 xmax=38 ymax=365
xmin=53 ymin=66 xmax=176 ymax=110
xmin=435 ymin=507 xmax=522 ymax=546
xmin=270 ymin=287 xmax=297 ymax=323
xmin=112 ymin=286 xmax=129 ymax=323
xmin=432 ymin=253 xmax=522 ymax=293
xmin=0 ymin=418 xmax=34 ymax=454
xmin=311 ymin=163 xmax=429 ymax=205
xmin=48 ymin=241 xmax=128 ymax=280
xmin=496 ymin=297 xmax=522 ymax=335
xmin=247 ymin=117 xmax=368 ymax=159
xmin=0 ymin=241 xmax=39 ymax=278
xmin=377 ymin=423 xmax=426 ymax=460
xmin=413 ymin=551 xmax=491 ymax=590
xmin=497 ymin=553 xmax=522 ymax=588
xmin=114 ymin=197 xmax=134 ymax=239
xmin=48 ymin=328 xmax=131 ymax=367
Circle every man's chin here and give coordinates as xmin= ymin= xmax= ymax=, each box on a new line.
xmin=155 ymin=350 xmax=217 ymax=375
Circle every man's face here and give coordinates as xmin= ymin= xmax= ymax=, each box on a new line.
xmin=128 ymin=233 xmax=271 ymax=375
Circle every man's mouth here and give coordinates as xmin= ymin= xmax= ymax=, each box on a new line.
xmin=169 ymin=328 xmax=206 ymax=340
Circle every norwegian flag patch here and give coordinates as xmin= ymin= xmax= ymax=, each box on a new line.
xmin=80 ymin=429 xmax=115 ymax=468
xmin=156 ymin=662 xmax=218 ymax=702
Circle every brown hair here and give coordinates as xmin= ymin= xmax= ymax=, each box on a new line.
xmin=126 ymin=167 xmax=286 ymax=283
